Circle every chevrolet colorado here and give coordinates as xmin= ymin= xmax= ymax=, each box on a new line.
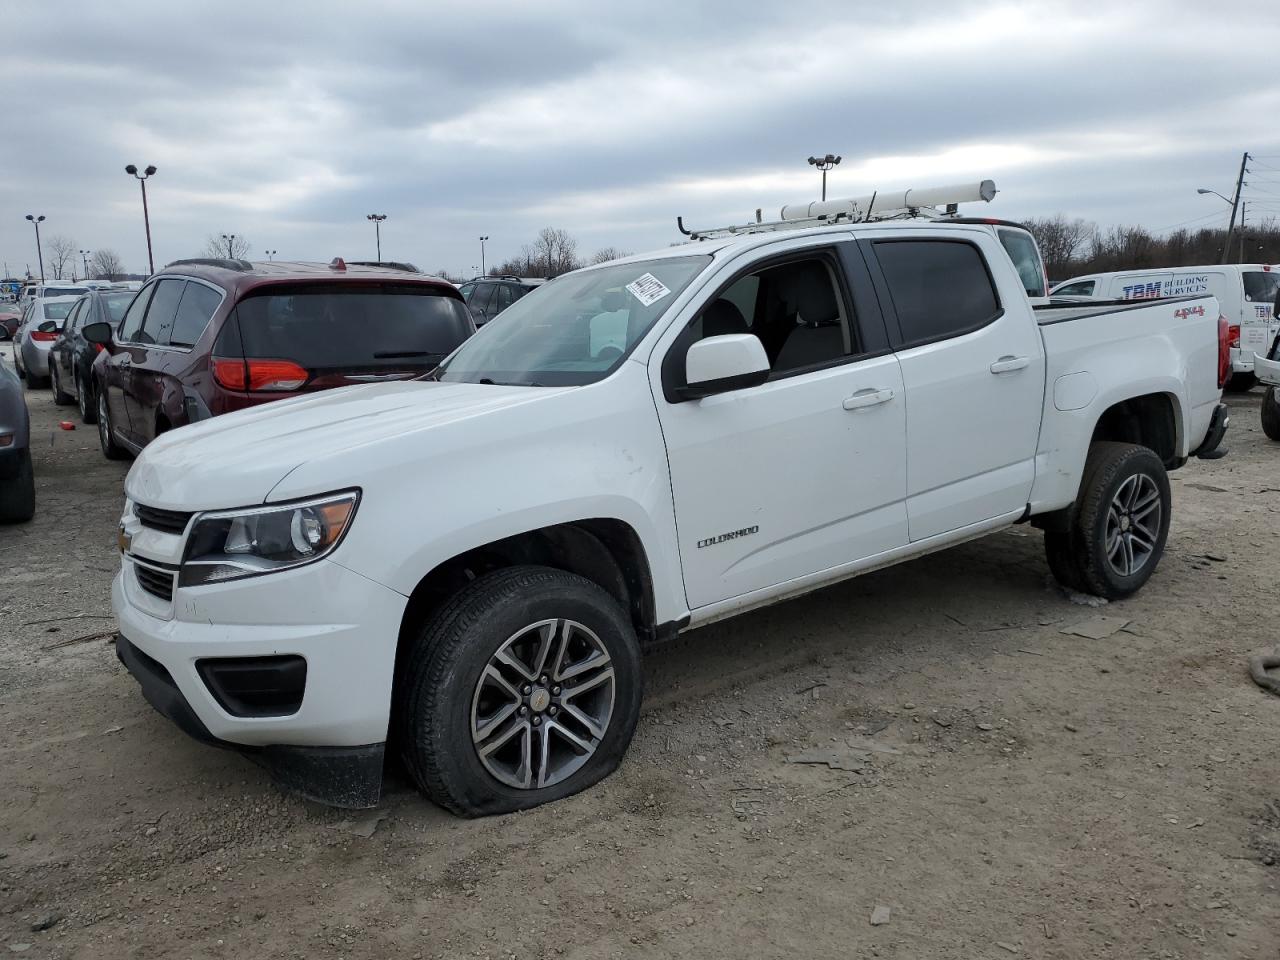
xmin=110 ymin=216 xmax=1230 ymax=813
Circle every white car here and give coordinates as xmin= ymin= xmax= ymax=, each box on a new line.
xmin=1051 ymin=264 xmax=1279 ymax=391
xmin=110 ymin=216 xmax=1228 ymax=812
xmin=13 ymin=295 xmax=81 ymax=388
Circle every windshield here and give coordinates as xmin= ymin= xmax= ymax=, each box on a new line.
xmin=43 ymin=287 xmax=88 ymax=298
xmin=231 ymin=284 xmax=474 ymax=370
xmin=1243 ymin=271 xmax=1280 ymax=304
xmin=104 ymin=292 xmax=133 ymax=322
xmin=42 ymin=301 xmax=75 ymax=320
xmin=436 ymin=256 xmax=709 ymax=386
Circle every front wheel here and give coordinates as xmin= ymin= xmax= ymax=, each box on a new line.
xmin=1262 ymin=386 xmax=1280 ymax=442
xmin=1046 ymin=442 xmax=1171 ymax=600
xmin=396 ymin=566 xmax=642 ymax=817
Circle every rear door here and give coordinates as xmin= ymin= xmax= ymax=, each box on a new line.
xmin=864 ymin=232 xmax=1045 ymax=542
xmin=1242 ymin=269 xmax=1280 ymax=365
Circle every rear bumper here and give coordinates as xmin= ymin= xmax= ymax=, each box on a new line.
xmin=1255 ymin=352 xmax=1280 ymax=388
xmin=115 ymin=634 xmax=384 ymax=808
xmin=1193 ymin=402 xmax=1230 ymax=459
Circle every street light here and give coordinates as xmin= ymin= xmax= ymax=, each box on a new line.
xmin=80 ymin=249 xmax=92 ymax=279
xmin=265 ymin=249 xmax=277 ymax=261
xmin=807 ymin=154 xmax=842 ymax=201
xmin=24 ymin=215 xmax=46 ymax=281
xmin=1197 ymin=187 xmax=1232 ymax=205
xmin=220 ymin=234 xmax=237 ymax=258
xmin=367 ymin=214 xmax=387 ymax=261
xmin=479 ymin=236 xmax=489 ymax=277
xmin=125 ymin=164 xmax=157 ymax=274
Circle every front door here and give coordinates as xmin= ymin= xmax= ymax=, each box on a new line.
xmin=104 ymin=281 xmax=158 ymax=443
xmin=654 ymin=244 xmax=908 ymax=609
xmin=121 ymin=277 xmax=185 ymax=444
xmin=865 ymin=234 xmax=1045 ymax=541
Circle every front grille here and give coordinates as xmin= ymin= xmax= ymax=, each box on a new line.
xmin=133 ymin=561 xmax=176 ymax=602
xmin=135 ymin=504 xmax=193 ymax=535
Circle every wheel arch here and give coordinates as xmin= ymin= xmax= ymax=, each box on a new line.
xmin=1088 ymin=390 xmax=1182 ymax=467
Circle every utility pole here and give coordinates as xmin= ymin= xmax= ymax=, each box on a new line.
xmin=1238 ymin=200 xmax=1247 ymax=263
xmin=367 ymin=214 xmax=387 ymax=261
xmin=25 ymin=215 xmax=46 ymax=280
xmin=80 ymin=249 xmax=92 ymax=278
xmin=125 ymin=165 xmax=158 ymax=274
xmin=479 ymin=236 xmax=489 ymax=276
xmin=1222 ymin=151 xmax=1249 ymax=265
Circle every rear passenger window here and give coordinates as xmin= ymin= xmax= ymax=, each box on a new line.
xmin=140 ymin=279 xmax=186 ymax=345
xmin=119 ymin=283 xmax=157 ymax=341
xmin=874 ymin=240 xmax=1000 ymax=347
xmin=169 ymin=282 xmax=222 ymax=347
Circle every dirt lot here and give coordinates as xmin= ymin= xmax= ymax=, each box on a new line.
xmin=1 ymin=344 xmax=1278 ymax=959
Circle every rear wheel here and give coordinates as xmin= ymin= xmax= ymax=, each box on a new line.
xmin=1262 ymin=386 xmax=1280 ymax=442
xmin=51 ymin=362 xmax=73 ymax=405
xmin=396 ymin=566 xmax=642 ymax=817
xmin=97 ymin=389 xmax=127 ymax=461
xmin=0 ymin=448 xmax=35 ymax=523
xmin=1048 ymin=442 xmax=1171 ymax=600
xmin=76 ymin=374 xmax=97 ymax=424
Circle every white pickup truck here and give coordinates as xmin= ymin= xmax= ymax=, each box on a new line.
xmin=110 ymin=215 xmax=1230 ymax=813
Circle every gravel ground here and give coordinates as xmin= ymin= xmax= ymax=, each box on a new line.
xmin=2 ymin=343 xmax=1278 ymax=959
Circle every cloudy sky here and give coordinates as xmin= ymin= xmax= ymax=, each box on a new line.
xmin=3 ymin=0 xmax=1279 ymax=279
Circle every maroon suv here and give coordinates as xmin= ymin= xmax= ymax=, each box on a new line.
xmin=84 ymin=258 xmax=474 ymax=459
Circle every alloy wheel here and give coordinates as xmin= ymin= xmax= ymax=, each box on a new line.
xmin=1104 ymin=473 xmax=1161 ymax=577
xmin=98 ymin=393 xmax=110 ymax=450
xmin=470 ymin=618 xmax=616 ymax=790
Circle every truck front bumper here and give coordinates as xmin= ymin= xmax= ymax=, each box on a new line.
xmin=111 ymin=556 xmax=409 ymax=808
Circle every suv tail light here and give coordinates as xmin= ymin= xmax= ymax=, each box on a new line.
xmin=1218 ymin=316 xmax=1232 ymax=389
xmin=212 ymin=357 xmax=309 ymax=392
xmin=1226 ymin=323 xmax=1240 ymax=349
xmin=30 ymin=330 xmax=58 ymax=342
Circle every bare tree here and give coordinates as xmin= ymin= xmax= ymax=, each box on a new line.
xmin=590 ymin=247 xmax=631 ymax=265
xmin=89 ymin=249 xmax=126 ymax=281
xmin=47 ymin=235 xmax=77 ymax=280
xmin=1020 ymin=215 xmax=1094 ymax=280
xmin=529 ymin=227 xmax=579 ymax=278
xmin=201 ymin=234 xmax=252 ymax=259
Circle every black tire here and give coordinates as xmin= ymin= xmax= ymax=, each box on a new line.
xmin=1225 ymin=372 xmax=1257 ymax=393
xmin=1043 ymin=530 xmax=1086 ymax=593
xmin=0 ymin=448 xmax=35 ymax=523
xmin=97 ymin=388 xmax=128 ymax=461
xmin=51 ymin=363 xmax=73 ymax=405
xmin=397 ymin=565 xmax=642 ymax=817
xmin=1064 ymin=442 xmax=1171 ymax=600
xmin=1262 ymin=386 xmax=1280 ymax=442
xmin=76 ymin=374 xmax=97 ymax=425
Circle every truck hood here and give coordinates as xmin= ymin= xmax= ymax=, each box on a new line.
xmin=125 ymin=380 xmax=571 ymax=510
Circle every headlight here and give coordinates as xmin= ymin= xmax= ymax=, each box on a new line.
xmin=179 ymin=490 xmax=359 ymax=587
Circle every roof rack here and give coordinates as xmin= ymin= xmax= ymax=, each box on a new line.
xmin=164 ymin=257 xmax=254 ymax=271
xmin=348 ymin=260 xmax=422 ymax=273
xmin=676 ymin=179 xmax=998 ymax=241
xmin=468 ymin=275 xmax=543 ymax=283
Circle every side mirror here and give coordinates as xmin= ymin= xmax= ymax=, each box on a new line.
xmin=680 ymin=334 xmax=770 ymax=400
xmin=82 ymin=321 xmax=113 ymax=346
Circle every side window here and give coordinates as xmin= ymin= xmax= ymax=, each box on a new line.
xmin=141 ymin=279 xmax=186 ymax=345
xmin=677 ymin=255 xmax=851 ymax=383
xmin=1054 ymin=280 xmax=1095 ymax=297
xmin=874 ymin=240 xmax=1001 ymax=346
xmin=118 ymin=282 xmax=157 ymax=341
xmin=62 ymin=300 xmax=84 ymax=336
xmin=168 ymin=282 xmax=222 ymax=347
xmin=491 ymin=284 xmax=515 ymax=315
xmin=469 ymin=283 xmax=495 ymax=317
xmin=997 ymin=228 xmax=1046 ymax=298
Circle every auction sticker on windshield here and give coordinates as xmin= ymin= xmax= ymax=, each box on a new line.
xmin=626 ymin=273 xmax=671 ymax=307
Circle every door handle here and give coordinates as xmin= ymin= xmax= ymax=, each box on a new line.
xmin=842 ymin=388 xmax=895 ymax=411
xmin=990 ymin=355 xmax=1029 ymax=374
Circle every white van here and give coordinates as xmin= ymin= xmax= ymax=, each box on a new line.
xmin=1051 ymin=264 xmax=1280 ymax=389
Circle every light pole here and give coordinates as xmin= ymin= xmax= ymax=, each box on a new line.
xmin=807 ymin=154 xmax=842 ymax=201
xmin=479 ymin=235 xmax=489 ymax=277
xmin=265 ymin=249 xmax=277 ymax=261
xmin=125 ymin=164 xmax=157 ymax=274
xmin=367 ymin=214 xmax=387 ymax=261
xmin=221 ymin=234 xmax=237 ymax=258
xmin=24 ymin=215 xmax=45 ymax=280
xmin=80 ymin=249 xmax=92 ymax=279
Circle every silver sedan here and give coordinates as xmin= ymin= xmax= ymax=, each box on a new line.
xmin=14 ymin=295 xmax=80 ymax=388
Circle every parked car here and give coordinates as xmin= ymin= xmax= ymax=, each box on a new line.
xmin=457 ymin=276 xmax=546 ymax=325
xmin=0 ymin=308 xmax=20 ymax=341
xmin=1050 ymin=264 xmax=1280 ymax=391
xmin=0 ymin=358 xmax=34 ymax=522
xmin=48 ymin=289 xmax=136 ymax=421
xmin=109 ymin=281 xmax=144 ymax=293
xmin=13 ymin=295 xmax=81 ymax=387
xmin=110 ymin=215 xmax=1228 ymax=813
xmin=83 ymin=258 xmax=474 ymax=460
